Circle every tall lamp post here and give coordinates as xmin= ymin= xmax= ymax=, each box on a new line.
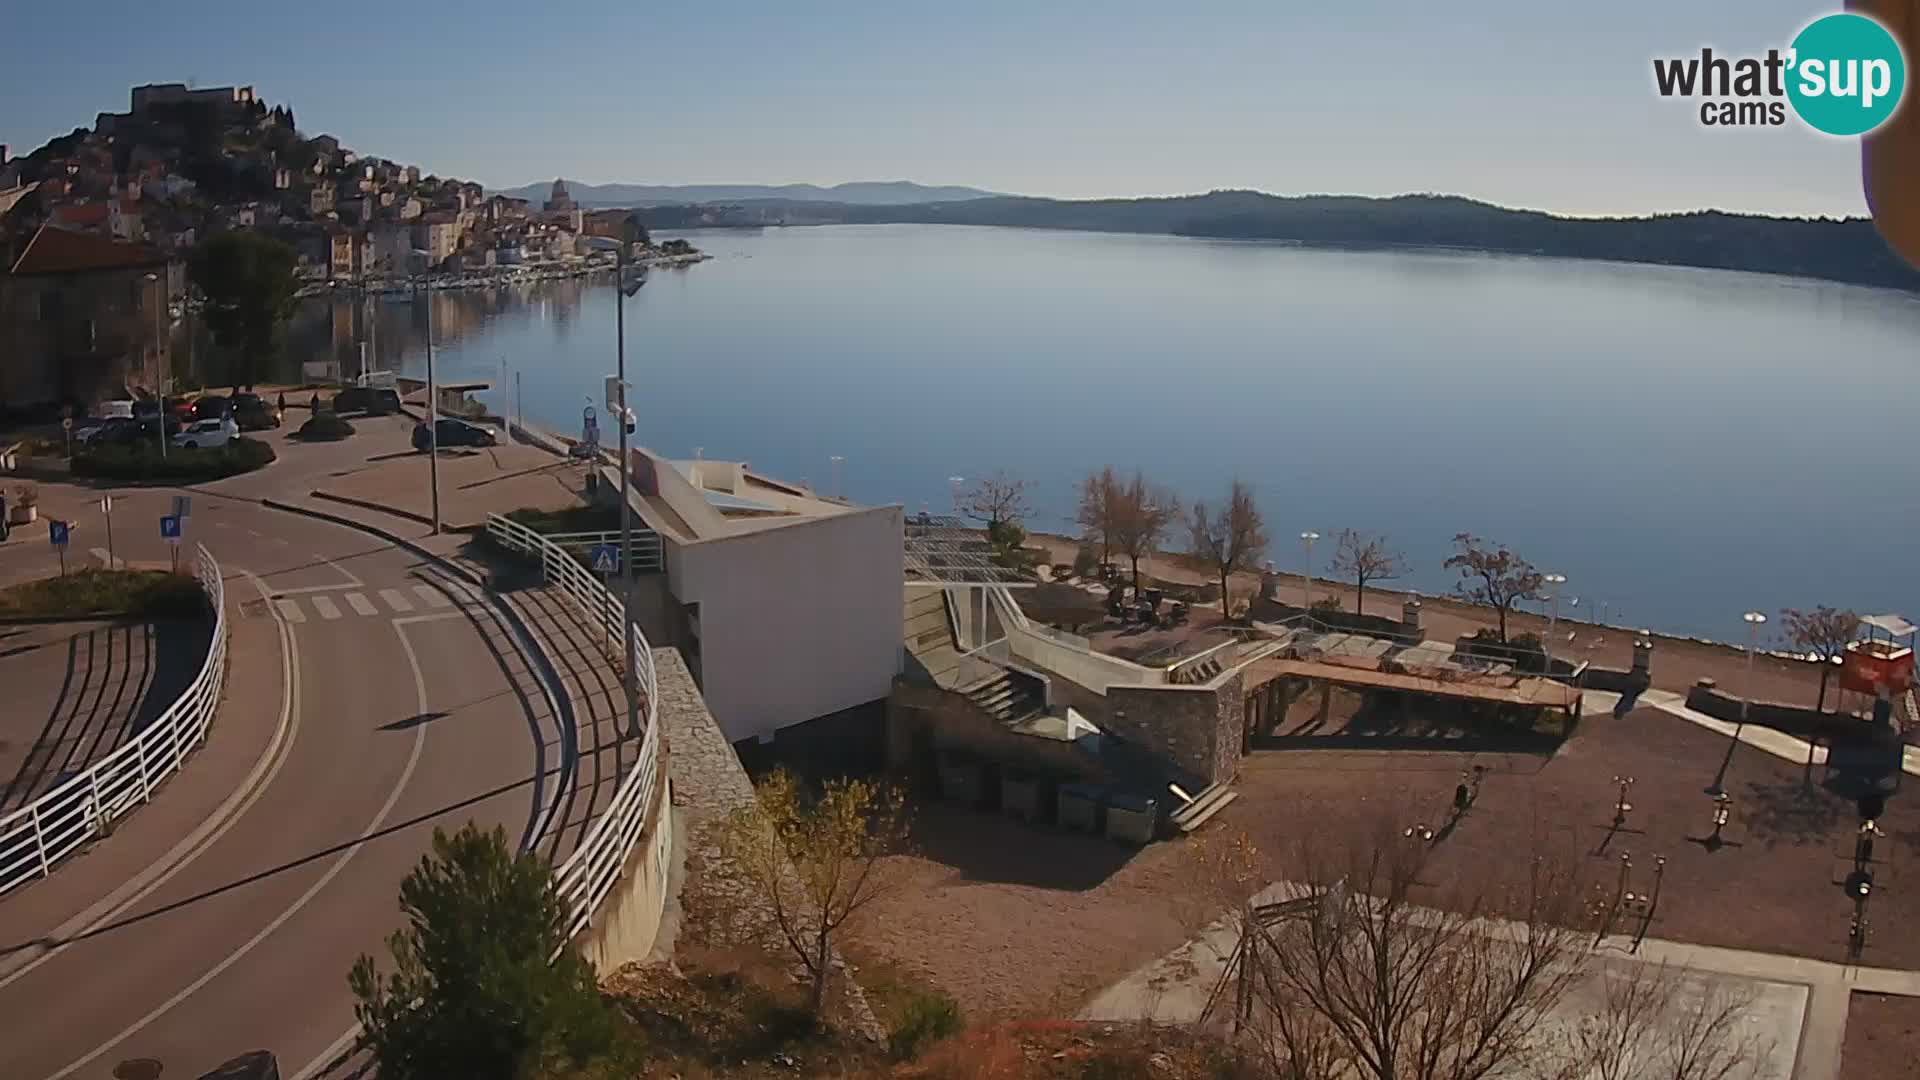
xmin=418 ymin=278 xmax=441 ymax=534
xmin=1543 ymin=572 xmax=1567 ymax=644
xmin=144 ymin=272 xmax=168 ymax=459
xmin=588 ymin=228 xmax=647 ymax=739
xmin=1707 ymin=610 xmax=1768 ymax=796
xmin=1299 ymin=531 xmax=1320 ymax=612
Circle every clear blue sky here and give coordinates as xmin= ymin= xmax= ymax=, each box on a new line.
xmin=1 ymin=0 xmax=1872 ymax=217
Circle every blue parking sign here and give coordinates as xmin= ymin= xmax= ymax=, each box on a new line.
xmin=48 ymin=520 xmax=69 ymax=548
xmin=160 ymin=515 xmax=182 ymax=542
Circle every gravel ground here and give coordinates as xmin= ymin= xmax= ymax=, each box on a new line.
xmin=844 ymin=703 xmax=1918 ymax=1026
xmin=1840 ymin=992 xmax=1920 ymax=1080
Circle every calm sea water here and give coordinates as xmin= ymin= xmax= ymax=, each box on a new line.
xmin=297 ymin=224 xmax=1920 ymax=640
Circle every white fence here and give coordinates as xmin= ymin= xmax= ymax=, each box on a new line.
xmin=0 ymin=544 xmax=228 ymax=895
xmin=485 ymin=513 xmax=665 ymax=941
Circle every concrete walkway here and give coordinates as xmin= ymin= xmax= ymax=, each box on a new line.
xmin=1584 ymin=688 xmax=1920 ymax=779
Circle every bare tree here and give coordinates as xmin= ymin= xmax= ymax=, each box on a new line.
xmin=1190 ymin=481 xmax=1270 ymax=621
xmin=1328 ymin=529 xmax=1408 ymax=616
xmin=1778 ymin=606 xmax=1859 ymax=714
xmin=717 ymin=769 xmax=909 ymax=1014
xmin=1230 ymin=821 xmax=1600 ymax=1080
xmin=1110 ymin=470 xmax=1177 ymax=593
xmin=1444 ymin=533 xmax=1545 ymax=643
xmin=1076 ymin=466 xmax=1121 ymax=569
xmin=955 ymin=469 xmax=1029 ymax=532
xmin=1557 ymin=961 xmax=1770 ymax=1080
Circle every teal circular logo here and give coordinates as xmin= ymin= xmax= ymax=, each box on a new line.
xmin=1787 ymin=13 xmax=1906 ymax=136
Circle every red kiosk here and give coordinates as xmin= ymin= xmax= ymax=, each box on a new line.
xmin=1840 ymin=614 xmax=1916 ymax=727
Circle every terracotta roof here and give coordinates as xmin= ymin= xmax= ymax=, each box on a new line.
xmin=9 ymin=223 xmax=169 ymax=276
xmin=50 ymin=202 xmax=110 ymax=226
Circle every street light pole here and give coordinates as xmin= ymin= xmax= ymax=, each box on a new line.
xmin=146 ymin=272 xmax=167 ymax=460
xmin=615 ymin=240 xmax=639 ymax=740
xmin=1543 ymin=573 xmax=1568 ymax=644
xmin=1299 ymin=531 xmax=1320 ymax=612
xmin=423 ymin=281 xmax=441 ymax=534
xmin=1708 ymin=610 xmax=1768 ymax=797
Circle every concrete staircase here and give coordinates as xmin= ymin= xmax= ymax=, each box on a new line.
xmin=1169 ymin=655 xmax=1225 ymax=685
xmin=904 ymin=588 xmax=963 ymax=687
xmin=963 ymin=670 xmax=1045 ymax=725
xmin=1169 ymin=782 xmax=1239 ymax=833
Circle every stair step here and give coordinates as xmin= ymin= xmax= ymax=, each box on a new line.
xmin=1175 ymin=790 xmax=1239 ymax=832
xmin=1171 ymin=782 xmax=1234 ymax=825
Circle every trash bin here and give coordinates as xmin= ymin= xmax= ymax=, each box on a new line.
xmin=1058 ymin=783 xmax=1103 ymax=833
xmin=1105 ymin=791 xmax=1158 ymax=845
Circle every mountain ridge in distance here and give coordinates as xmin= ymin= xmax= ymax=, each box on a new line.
xmin=490 ymin=179 xmax=1002 ymax=207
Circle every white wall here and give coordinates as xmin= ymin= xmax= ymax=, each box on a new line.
xmin=667 ymin=506 xmax=904 ymax=742
xmin=1005 ymin=619 xmax=1155 ymax=693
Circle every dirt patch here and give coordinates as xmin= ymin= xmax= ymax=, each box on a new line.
xmin=1840 ymin=992 xmax=1920 ymax=1080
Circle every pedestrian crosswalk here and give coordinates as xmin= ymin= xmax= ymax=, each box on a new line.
xmin=268 ymin=581 xmax=480 ymax=625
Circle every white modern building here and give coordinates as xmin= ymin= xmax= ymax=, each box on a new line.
xmin=607 ymin=447 xmax=904 ymax=744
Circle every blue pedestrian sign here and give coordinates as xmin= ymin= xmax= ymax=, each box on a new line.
xmin=48 ymin=520 xmax=69 ymax=548
xmin=589 ymin=543 xmax=620 ymax=574
xmin=160 ymin=515 xmax=182 ymax=543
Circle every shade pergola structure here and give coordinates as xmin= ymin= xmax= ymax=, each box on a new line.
xmin=904 ymin=512 xmax=1033 ymax=650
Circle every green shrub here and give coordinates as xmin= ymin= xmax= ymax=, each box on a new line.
xmin=295 ymin=412 xmax=356 ymax=441
xmin=73 ymin=437 xmax=276 ymax=483
xmin=888 ymin=988 xmax=962 ymax=1060
xmin=1072 ymin=544 xmax=1099 ymax=579
xmin=0 ymin=569 xmax=207 ymax=619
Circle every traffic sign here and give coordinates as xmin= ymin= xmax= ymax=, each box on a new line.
xmin=48 ymin=520 xmax=69 ymax=548
xmin=589 ymin=543 xmax=620 ymax=574
xmin=172 ymin=495 xmax=192 ymax=519
xmin=61 ymin=417 xmax=72 ymax=432
xmin=160 ymin=515 xmax=182 ymax=543
xmin=99 ymin=495 xmax=113 ymax=514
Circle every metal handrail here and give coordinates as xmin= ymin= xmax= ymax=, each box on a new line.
xmin=485 ymin=512 xmax=664 ymax=940
xmin=0 ymin=544 xmax=228 ymax=894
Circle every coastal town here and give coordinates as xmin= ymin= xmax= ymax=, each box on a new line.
xmin=0 ymin=82 xmax=700 ymax=414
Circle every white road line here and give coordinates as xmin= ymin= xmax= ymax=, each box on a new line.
xmin=0 ymin=567 xmax=303 ymax=992
xmin=50 ymin=618 xmax=432 ymax=1080
xmin=274 ymin=598 xmax=306 ymax=623
xmin=310 ymin=595 xmax=342 ymax=620
xmin=267 ymin=583 xmax=360 ymax=595
xmin=345 ymin=592 xmax=378 ymax=617
xmin=322 ymin=556 xmax=363 ymax=587
xmin=412 ymin=583 xmax=453 ymax=608
xmin=378 ymin=587 xmax=414 ymax=613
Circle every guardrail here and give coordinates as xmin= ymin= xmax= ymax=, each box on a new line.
xmin=485 ymin=512 xmax=664 ymax=940
xmin=0 ymin=544 xmax=228 ymax=895
xmin=542 ymin=528 xmax=664 ymax=573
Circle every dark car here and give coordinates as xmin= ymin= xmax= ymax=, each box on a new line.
xmin=413 ymin=418 xmax=498 ymax=451
xmin=231 ymin=395 xmax=282 ymax=431
xmin=333 ymin=386 xmax=402 ymax=415
xmin=193 ymin=395 xmax=232 ymax=421
xmin=79 ymin=418 xmax=142 ymax=446
xmin=164 ymin=396 xmax=196 ymax=421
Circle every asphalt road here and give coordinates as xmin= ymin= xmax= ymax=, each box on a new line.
xmin=0 ymin=423 xmax=567 ymax=1079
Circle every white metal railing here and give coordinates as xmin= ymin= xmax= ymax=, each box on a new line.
xmin=0 ymin=544 xmax=228 ymax=895
xmin=485 ymin=512 xmax=664 ymax=940
xmin=541 ymin=528 xmax=664 ymax=573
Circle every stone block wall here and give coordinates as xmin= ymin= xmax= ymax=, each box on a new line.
xmin=1105 ymin=668 xmax=1245 ymax=787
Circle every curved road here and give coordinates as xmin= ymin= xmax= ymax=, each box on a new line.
xmin=0 ymin=462 xmax=566 ymax=1078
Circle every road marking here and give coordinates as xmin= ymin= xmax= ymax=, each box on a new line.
xmin=274 ymin=598 xmax=306 ymax=623
xmin=310 ymin=595 xmax=342 ymax=620
xmin=49 ymin=617 xmax=432 ymax=1080
xmin=345 ymin=591 xmax=378 ymax=616
xmin=322 ymin=555 xmax=363 ymax=587
xmin=378 ymin=588 xmax=414 ymax=613
xmin=413 ymin=583 xmax=454 ymax=608
xmin=90 ymin=547 xmax=124 ymax=569
xmin=0 ymin=567 xmax=303 ymax=991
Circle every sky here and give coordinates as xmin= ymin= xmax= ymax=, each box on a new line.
xmin=0 ymin=0 xmax=1876 ymax=217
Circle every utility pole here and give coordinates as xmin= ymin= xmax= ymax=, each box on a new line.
xmin=422 ymin=281 xmax=441 ymax=534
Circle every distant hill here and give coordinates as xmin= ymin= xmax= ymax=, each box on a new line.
xmin=491 ymin=179 xmax=1002 ymax=208
xmin=632 ymin=191 xmax=1920 ymax=293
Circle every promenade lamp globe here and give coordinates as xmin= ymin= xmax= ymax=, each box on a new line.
xmin=1543 ymin=573 xmax=1568 ymax=649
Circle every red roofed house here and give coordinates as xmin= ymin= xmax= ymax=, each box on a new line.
xmin=0 ymin=224 xmax=177 ymax=410
xmin=48 ymin=199 xmax=144 ymax=242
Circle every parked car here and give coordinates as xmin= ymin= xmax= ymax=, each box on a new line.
xmin=131 ymin=399 xmax=162 ymax=421
xmin=173 ymin=417 xmax=240 ymax=450
xmin=78 ymin=418 xmax=141 ymax=446
xmin=164 ymin=396 xmax=197 ymax=421
xmin=232 ymin=395 xmax=282 ymax=431
xmin=192 ymin=395 xmax=233 ymax=421
xmin=333 ymin=386 xmax=402 ymax=414
xmin=97 ymin=399 xmax=136 ymax=420
xmin=413 ymin=418 xmax=498 ymax=451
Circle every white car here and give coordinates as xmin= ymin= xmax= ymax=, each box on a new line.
xmin=172 ymin=417 xmax=240 ymax=450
